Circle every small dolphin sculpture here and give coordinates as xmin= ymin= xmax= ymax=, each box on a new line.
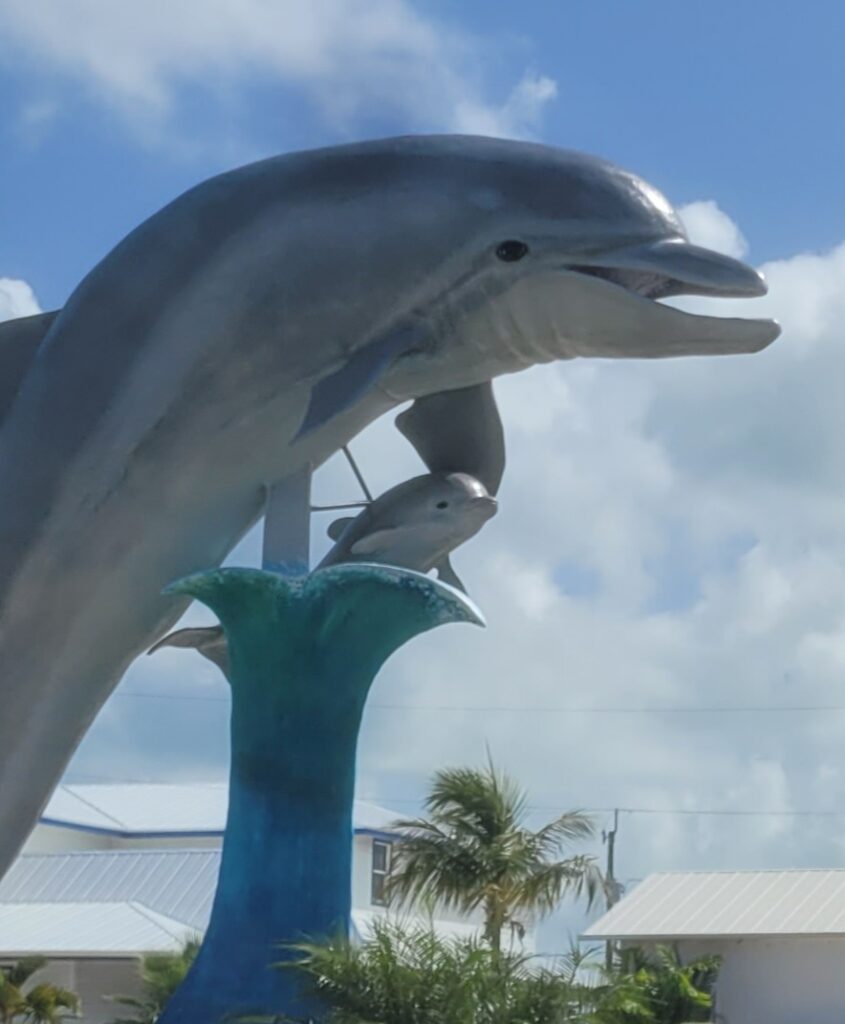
xmin=318 ymin=471 xmax=497 ymax=587
xmin=0 ymin=135 xmax=780 ymax=875
xmin=149 ymin=471 xmax=496 ymax=676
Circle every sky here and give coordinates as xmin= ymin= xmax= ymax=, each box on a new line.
xmin=3 ymin=0 xmax=845 ymax=949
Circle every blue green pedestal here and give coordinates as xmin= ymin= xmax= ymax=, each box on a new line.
xmin=156 ymin=564 xmax=483 ymax=1024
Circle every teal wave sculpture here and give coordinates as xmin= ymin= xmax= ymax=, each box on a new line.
xmin=156 ymin=564 xmax=483 ymax=1024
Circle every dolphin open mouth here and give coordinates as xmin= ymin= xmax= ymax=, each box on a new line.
xmin=554 ymin=238 xmax=781 ymax=358
xmin=570 ymin=238 xmax=770 ymax=300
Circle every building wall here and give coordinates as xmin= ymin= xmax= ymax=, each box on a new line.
xmin=3 ymin=957 xmax=143 ymax=1024
xmin=74 ymin=959 xmax=144 ymax=1024
xmin=675 ymin=937 xmax=845 ymax=1024
xmin=24 ymin=824 xmax=223 ymax=854
xmin=24 ymin=825 xmax=115 ymax=853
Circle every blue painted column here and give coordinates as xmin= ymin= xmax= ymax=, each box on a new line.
xmin=157 ymin=564 xmax=483 ymax=1024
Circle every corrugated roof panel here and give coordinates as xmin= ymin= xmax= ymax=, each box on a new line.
xmin=584 ymin=870 xmax=845 ymax=939
xmin=0 ymin=850 xmax=219 ymax=931
xmin=0 ymin=902 xmax=195 ymax=955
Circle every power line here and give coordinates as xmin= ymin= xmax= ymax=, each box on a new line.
xmin=112 ymin=691 xmax=845 ymax=714
xmin=55 ymin=778 xmax=845 ymax=820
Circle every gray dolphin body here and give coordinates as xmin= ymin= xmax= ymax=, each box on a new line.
xmin=149 ymin=471 xmax=496 ymax=676
xmin=0 ymin=135 xmax=779 ymax=876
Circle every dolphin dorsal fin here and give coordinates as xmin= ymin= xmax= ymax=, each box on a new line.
xmin=0 ymin=311 xmax=59 ymax=427
xmin=395 ymin=381 xmax=506 ymax=495
xmin=327 ymin=516 xmax=355 ymax=541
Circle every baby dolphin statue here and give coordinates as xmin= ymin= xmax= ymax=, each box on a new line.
xmin=317 ymin=471 xmax=497 ymax=588
xmin=0 ymin=134 xmax=780 ymax=876
xmin=148 ymin=471 xmax=496 ymax=677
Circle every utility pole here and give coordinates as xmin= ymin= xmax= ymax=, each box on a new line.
xmin=603 ymin=808 xmax=620 ymax=969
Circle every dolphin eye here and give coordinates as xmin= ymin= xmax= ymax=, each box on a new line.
xmin=436 ymin=500 xmax=449 ymax=509
xmin=496 ymin=240 xmax=529 ymax=262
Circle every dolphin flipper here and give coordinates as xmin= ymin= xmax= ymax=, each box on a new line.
xmin=327 ymin=516 xmax=355 ymax=541
xmin=298 ymin=322 xmax=428 ymax=436
xmin=435 ymin=556 xmax=466 ymax=593
xmin=0 ymin=311 xmax=59 ymax=425
xmin=395 ymin=381 xmax=505 ymax=495
xmin=147 ymin=625 xmax=230 ymax=677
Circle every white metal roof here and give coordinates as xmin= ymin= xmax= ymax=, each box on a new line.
xmin=584 ymin=870 xmax=845 ymax=940
xmin=0 ymin=901 xmax=196 ymax=957
xmin=41 ymin=783 xmax=399 ymax=836
xmin=0 ymin=851 xmax=484 ymax=959
xmin=0 ymin=850 xmax=219 ymax=931
xmin=351 ymin=909 xmax=483 ymax=943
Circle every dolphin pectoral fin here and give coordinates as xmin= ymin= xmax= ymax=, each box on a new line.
xmin=297 ymin=322 xmax=426 ymax=437
xmin=327 ymin=516 xmax=355 ymax=541
xmin=435 ymin=556 xmax=466 ymax=593
xmin=350 ymin=528 xmax=402 ymax=555
xmin=395 ymin=381 xmax=506 ymax=495
xmin=147 ymin=625 xmax=224 ymax=653
xmin=147 ymin=625 xmax=230 ymax=677
xmin=0 ymin=310 xmax=60 ymax=425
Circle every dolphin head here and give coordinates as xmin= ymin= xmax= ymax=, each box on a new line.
xmin=319 ymin=471 xmax=497 ymax=574
xmin=371 ymin=137 xmax=780 ymax=397
xmin=366 ymin=472 xmax=497 ymax=541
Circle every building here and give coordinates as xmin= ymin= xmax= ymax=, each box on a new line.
xmin=584 ymin=868 xmax=845 ymax=1024
xmin=0 ymin=783 xmax=487 ymax=1024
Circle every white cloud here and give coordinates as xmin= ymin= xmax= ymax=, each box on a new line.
xmin=0 ymin=0 xmax=556 ymax=139
xmin=680 ymin=199 xmax=749 ymax=259
xmin=0 ymin=278 xmax=42 ymax=321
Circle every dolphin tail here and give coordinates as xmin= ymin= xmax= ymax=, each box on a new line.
xmin=435 ymin=556 xmax=466 ymax=593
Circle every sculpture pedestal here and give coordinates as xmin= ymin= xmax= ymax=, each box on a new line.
xmin=156 ymin=565 xmax=483 ymax=1024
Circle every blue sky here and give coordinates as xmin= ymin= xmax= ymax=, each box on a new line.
xmin=5 ymin=0 xmax=845 ymax=308
xmin=5 ymin=0 xmax=845 ymax=946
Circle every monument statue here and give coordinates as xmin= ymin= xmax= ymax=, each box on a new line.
xmin=0 ymin=134 xmax=780 ymax=1020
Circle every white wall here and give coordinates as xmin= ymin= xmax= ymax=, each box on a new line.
xmin=24 ymin=824 xmax=115 ymax=853
xmin=675 ymin=937 xmax=845 ymax=1024
xmin=2 ymin=957 xmax=142 ymax=1024
xmin=23 ymin=824 xmax=223 ymax=854
xmin=75 ymin=958 xmax=143 ymax=1024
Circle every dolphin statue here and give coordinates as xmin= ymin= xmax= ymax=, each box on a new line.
xmin=317 ymin=470 xmax=497 ymax=587
xmin=0 ymin=134 xmax=779 ymax=876
xmin=148 ymin=470 xmax=497 ymax=677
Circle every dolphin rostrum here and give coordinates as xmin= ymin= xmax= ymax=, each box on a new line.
xmin=0 ymin=135 xmax=780 ymax=876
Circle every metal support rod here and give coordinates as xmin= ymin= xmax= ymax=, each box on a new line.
xmin=310 ymin=501 xmax=370 ymax=512
xmin=262 ymin=465 xmax=313 ymax=575
xmin=342 ymin=445 xmax=373 ymax=502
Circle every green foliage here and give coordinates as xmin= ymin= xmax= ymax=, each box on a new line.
xmin=108 ymin=937 xmax=201 ymax=1024
xmin=282 ymin=920 xmax=589 ymax=1024
xmin=596 ymin=946 xmax=719 ymax=1024
xmin=0 ymin=958 xmax=79 ymax=1023
xmin=274 ymin=927 xmax=718 ymax=1024
xmin=387 ymin=758 xmax=603 ymax=952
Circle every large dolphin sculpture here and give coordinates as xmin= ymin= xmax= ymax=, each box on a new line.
xmin=0 ymin=135 xmax=779 ymax=876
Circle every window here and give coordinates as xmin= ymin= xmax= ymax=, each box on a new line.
xmin=371 ymin=839 xmax=392 ymax=906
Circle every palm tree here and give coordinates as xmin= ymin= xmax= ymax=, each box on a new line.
xmin=387 ymin=759 xmax=603 ymax=953
xmin=0 ymin=958 xmax=79 ymax=1023
xmin=109 ymin=937 xmax=200 ymax=1024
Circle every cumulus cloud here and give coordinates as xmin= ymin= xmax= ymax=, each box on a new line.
xmin=679 ymin=199 xmax=749 ymax=259
xmin=0 ymin=0 xmax=556 ymax=139
xmin=60 ymin=199 xmax=845 ymax=944
xmin=0 ymin=277 xmax=41 ymax=321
